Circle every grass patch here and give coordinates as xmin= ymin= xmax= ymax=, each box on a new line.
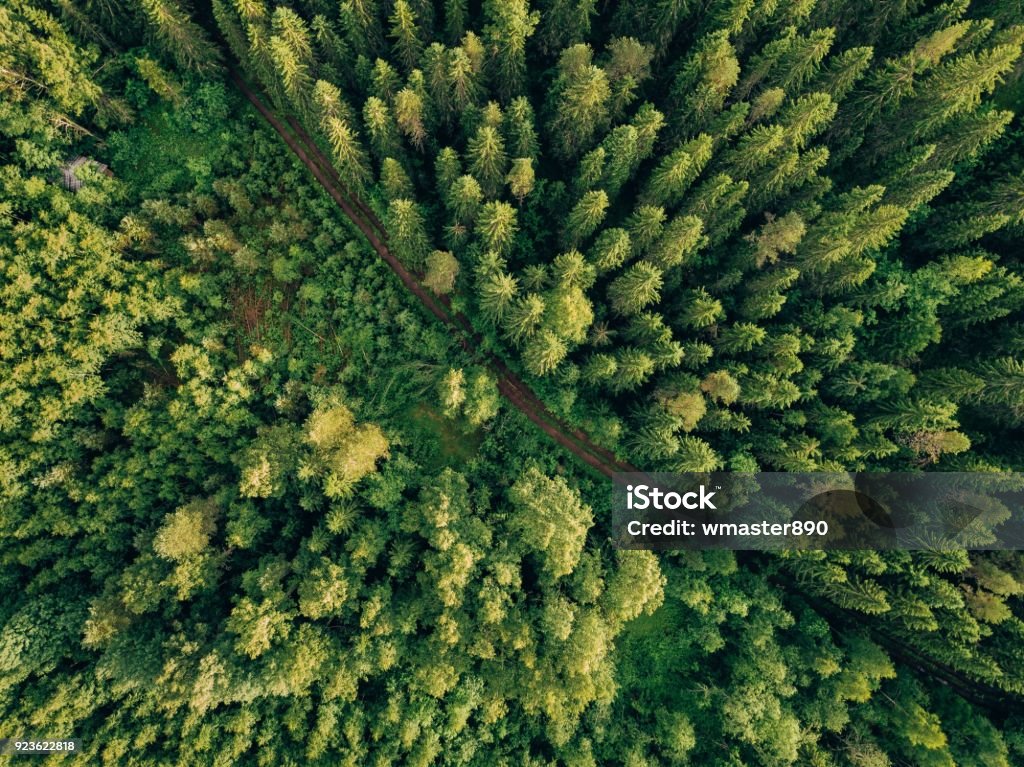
xmin=405 ymin=402 xmax=484 ymax=471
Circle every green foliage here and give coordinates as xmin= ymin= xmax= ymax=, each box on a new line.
xmin=4 ymin=2 xmax=1024 ymax=766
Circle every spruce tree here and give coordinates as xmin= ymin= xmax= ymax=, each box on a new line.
xmin=503 ymin=293 xmax=547 ymax=343
xmin=546 ymin=44 xmax=611 ymax=160
xmin=140 ymin=0 xmax=222 ymax=74
xmin=388 ymin=198 xmax=432 ymax=269
xmin=608 ymin=262 xmax=663 ymax=316
xmin=482 ymin=0 xmax=539 ymax=101
xmin=562 ymin=190 xmax=608 ymax=248
xmin=589 ymin=228 xmax=632 ymax=273
xmin=467 ymin=124 xmax=508 ymax=197
xmin=389 ymin=0 xmax=424 ymax=73
xmin=641 ymin=135 xmax=713 ymax=208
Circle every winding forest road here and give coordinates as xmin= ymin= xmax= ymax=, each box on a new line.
xmin=230 ymin=73 xmax=638 ymax=479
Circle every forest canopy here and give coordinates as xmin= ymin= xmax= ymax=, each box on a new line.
xmin=2 ymin=0 xmax=1024 ymax=764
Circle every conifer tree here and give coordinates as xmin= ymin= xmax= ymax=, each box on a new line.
xmin=625 ymin=404 xmax=681 ymax=460
xmin=140 ymin=0 xmax=222 ymax=74
xmin=603 ymin=36 xmax=653 ymax=118
xmin=482 ymin=0 xmax=539 ymax=101
xmin=562 ymin=190 xmax=608 ymax=248
xmin=612 ymin=347 xmax=656 ymax=391
xmin=537 ymin=0 xmax=596 ymax=53
xmin=589 ymin=228 xmax=632 ymax=273
xmin=505 ymin=96 xmax=540 ymax=158
xmin=976 ymin=358 xmax=1024 ymax=423
xmin=929 ymin=107 xmax=1014 ymax=167
xmin=646 ymin=215 xmax=705 ymax=270
xmin=504 ymin=293 xmax=547 ymax=343
xmin=434 ymin=146 xmax=462 ymax=193
xmin=315 ymin=80 xmax=372 ymax=194
xmin=574 ymin=147 xmax=606 ymax=192
xmin=608 ymin=262 xmax=663 ymax=316
xmin=630 ymin=103 xmax=666 ymax=160
xmin=683 ymin=173 xmax=749 ymax=245
xmin=363 ymin=95 xmax=402 ymax=160
xmin=672 ymin=436 xmax=722 ymax=470
xmin=394 ymin=85 xmax=428 ymax=148
xmin=738 ymin=26 xmax=835 ymax=98
xmin=478 ymin=271 xmax=519 ymax=324
xmin=641 ymin=135 xmax=713 ymax=208
xmin=523 ymin=329 xmax=568 ymax=375
xmin=447 ymin=174 xmax=484 ymax=223
xmin=595 ymin=125 xmax=640 ymax=198
xmin=612 ymin=0 xmax=688 ymax=50
xmin=340 ymin=0 xmax=384 ymax=56
xmin=581 ymin=353 xmax=618 ymax=384
xmin=811 ymin=45 xmax=873 ymax=101
xmin=268 ymin=6 xmax=315 ymax=114
xmin=522 ymin=264 xmax=550 ymax=292
xmin=390 ymin=0 xmax=424 ymax=73
xmin=680 ymin=287 xmax=724 ymax=328
xmin=467 ymin=124 xmax=508 ymax=197
xmin=423 ymin=42 xmax=452 ymax=119
xmin=476 ymin=201 xmax=519 ymax=255
xmin=444 ymin=0 xmax=468 ymax=43
xmin=311 ymin=15 xmax=355 ymax=87
xmin=546 ymin=44 xmax=611 ymax=160
xmin=135 ymin=56 xmax=185 ymax=105
xmin=371 ymin=56 xmax=402 ymax=100
xmin=552 ymin=250 xmax=596 ymax=290
xmin=448 ymin=45 xmax=481 ymax=112
xmin=506 ymin=157 xmax=535 ymax=203
xmin=388 ymin=198 xmax=431 ymax=269
xmin=721 ymin=124 xmax=786 ymax=180
xmin=627 ymin=205 xmax=667 ymax=254
xmin=210 ymin=0 xmax=252 ymax=70
xmin=908 ymin=43 xmax=1022 ymax=140
xmin=668 ymin=31 xmax=739 ymax=135
xmin=717 ymin=321 xmax=766 ymax=353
